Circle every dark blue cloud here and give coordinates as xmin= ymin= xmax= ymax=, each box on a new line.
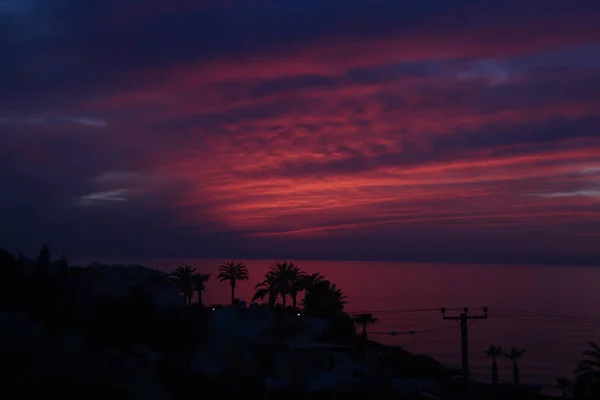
xmin=3 ymin=0 xmax=599 ymax=108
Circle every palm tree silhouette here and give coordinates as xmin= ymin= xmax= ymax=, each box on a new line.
xmin=267 ymin=261 xmax=300 ymax=308
xmin=575 ymin=341 xmax=600 ymax=396
xmin=302 ymin=280 xmax=347 ymax=317
xmin=193 ymin=273 xmax=210 ymax=306
xmin=288 ymin=268 xmax=307 ymax=309
xmin=253 ymin=272 xmax=278 ymax=308
xmin=504 ymin=347 xmax=525 ymax=385
xmin=484 ymin=345 xmax=503 ymax=385
xmin=302 ymin=272 xmax=326 ymax=289
xmin=352 ymin=313 xmax=378 ymax=340
xmin=217 ymin=261 xmax=249 ymax=304
xmin=169 ymin=265 xmax=198 ymax=306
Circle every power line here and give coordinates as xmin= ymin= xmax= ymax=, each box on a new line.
xmin=493 ymin=307 xmax=600 ymax=321
xmin=495 ymin=312 xmax=600 ymax=325
xmin=347 ymin=307 xmax=462 ymax=314
xmin=345 ymin=305 xmax=600 ymax=323
xmin=341 ymin=304 xmax=600 ymax=332
xmin=494 ymin=313 xmax=600 ymax=329
xmin=369 ymin=325 xmax=459 ymax=335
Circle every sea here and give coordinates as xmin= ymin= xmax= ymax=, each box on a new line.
xmin=85 ymin=258 xmax=600 ymax=391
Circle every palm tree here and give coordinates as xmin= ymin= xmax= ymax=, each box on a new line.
xmin=217 ymin=261 xmax=249 ymax=304
xmin=504 ymin=347 xmax=526 ymax=385
xmin=169 ymin=265 xmax=198 ymax=306
xmin=253 ymin=273 xmax=278 ymax=308
xmin=267 ymin=261 xmax=300 ymax=308
xmin=302 ymin=280 xmax=347 ymax=317
xmin=484 ymin=345 xmax=503 ymax=385
xmin=575 ymin=341 xmax=600 ymax=396
xmin=288 ymin=268 xmax=307 ymax=309
xmin=193 ymin=273 xmax=210 ymax=306
xmin=352 ymin=313 xmax=378 ymax=340
xmin=302 ymin=272 xmax=326 ymax=289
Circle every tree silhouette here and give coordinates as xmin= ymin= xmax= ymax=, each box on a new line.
xmin=217 ymin=261 xmax=249 ymax=304
xmin=267 ymin=261 xmax=300 ymax=308
xmin=504 ymin=347 xmax=525 ymax=385
xmin=301 ymin=272 xmax=326 ymax=289
xmin=58 ymin=252 xmax=69 ymax=269
xmin=484 ymin=344 xmax=503 ymax=385
xmin=36 ymin=243 xmax=51 ymax=274
xmin=169 ymin=265 xmax=198 ymax=306
xmin=302 ymin=280 xmax=347 ymax=317
xmin=575 ymin=341 xmax=600 ymax=396
xmin=556 ymin=377 xmax=573 ymax=399
xmin=193 ymin=273 xmax=210 ymax=306
xmin=352 ymin=313 xmax=378 ymax=340
xmin=253 ymin=273 xmax=278 ymax=308
xmin=288 ymin=268 xmax=307 ymax=309
xmin=0 ymin=249 xmax=17 ymax=270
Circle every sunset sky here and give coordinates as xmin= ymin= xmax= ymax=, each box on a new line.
xmin=2 ymin=0 xmax=600 ymax=264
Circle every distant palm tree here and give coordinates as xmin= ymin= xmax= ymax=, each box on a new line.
xmin=253 ymin=273 xmax=279 ymax=308
xmin=353 ymin=313 xmax=378 ymax=340
xmin=575 ymin=341 xmax=600 ymax=396
xmin=170 ymin=265 xmax=198 ymax=306
xmin=267 ymin=261 xmax=300 ymax=308
xmin=504 ymin=347 xmax=526 ymax=385
xmin=484 ymin=345 xmax=503 ymax=385
xmin=302 ymin=280 xmax=347 ymax=317
xmin=193 ymin=273 xmax=210 ymax=306
xmin=217 ymin=261 xmax=249 ymax=304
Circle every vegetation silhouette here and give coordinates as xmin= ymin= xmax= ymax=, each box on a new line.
xmin=193 ymin=273 xmax=210 ymax=306
xmin=302 ymin=280 xmax=347 ymax=317
xmin=0 ymin=244 xmax=584 ymax=399
xmin=266 ymin=261 xmax=300 ymax=308
xmin=36 ymin=243 xmax=51 ymax=272
xmin=574 ymin=341 xmax=600 ymax=397
xmin=302 ymin=272 xmax=326 ymax=289
xmin=253 ymin=272 xmax=279 ymax=307
xmin=484 ymin=344 xmax=502 ymax=385
xmin=217 ymin=261 xmax=249 ymax=304
xmin=556 ymin=376 xmax=573 ymax=399
xmin=504 ymin=347 xmax=526 ymax=385
xmin=170 ymin=265 xmax=198 ymax=306
xmin=352 ymin=313 xmax=379 ymax=340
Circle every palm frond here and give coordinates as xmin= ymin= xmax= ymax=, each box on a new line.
xmin=485 ymin=345 xmax=503 ymax=357
xmin=217 ymin=261 xmax=249 ymax=298
xmin=588 ymin=342 xmax=600 ymax=354
xmin=252 ymin=288 xmax=269 ymax=301
xmin=582 ymin=350 xmax=600 ymax=359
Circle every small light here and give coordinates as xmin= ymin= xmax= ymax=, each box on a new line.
xmin=297 ymin=313 xmax=301 ymax=316
xmin=212 ymin=307 xmax=215 ymax=311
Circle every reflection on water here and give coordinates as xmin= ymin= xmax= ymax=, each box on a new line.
xmin=93 ymin=258 xmax=600 ymax=388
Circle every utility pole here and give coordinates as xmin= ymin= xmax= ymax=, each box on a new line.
xmin=441 ymin=306 xmax=488 ymax=380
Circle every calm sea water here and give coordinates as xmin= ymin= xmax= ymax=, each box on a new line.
xmin=89 ymin=258 xmax=600 ymax=389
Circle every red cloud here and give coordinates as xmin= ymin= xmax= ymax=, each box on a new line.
xmin=66 ymin=9 xmax=600 ymax=255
